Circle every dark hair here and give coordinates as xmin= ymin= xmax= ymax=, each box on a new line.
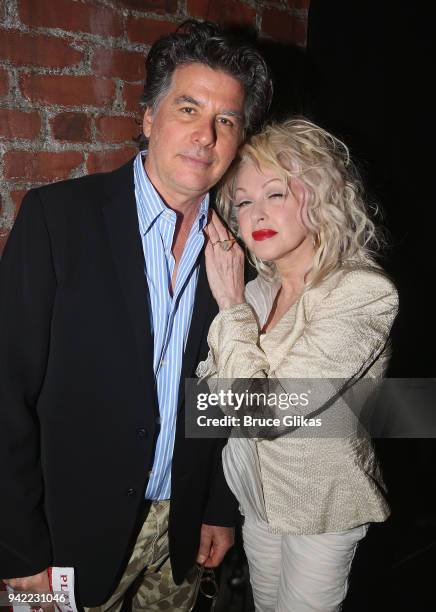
xmin=140 ymin=20 xmax=272 ymax=140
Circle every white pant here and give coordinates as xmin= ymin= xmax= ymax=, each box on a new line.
xmin=242 ymin=519 xmax=368 ymax=612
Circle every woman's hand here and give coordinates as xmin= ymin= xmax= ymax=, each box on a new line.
xmin=204 ymin=210 xmax=245 ymax=310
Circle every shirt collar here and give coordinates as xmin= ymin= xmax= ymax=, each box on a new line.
xmin=134 ymin=151 xmax=209 ymax=236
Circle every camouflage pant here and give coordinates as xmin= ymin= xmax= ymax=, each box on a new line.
xmin=84 ymin=501 xmax=197 ymax=612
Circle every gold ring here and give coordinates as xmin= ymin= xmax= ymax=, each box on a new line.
xmin=213 ymin=239 xmax=235 ymax=251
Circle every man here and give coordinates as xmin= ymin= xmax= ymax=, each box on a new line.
xmin=0 ymin=20 xmax=272 ymax=611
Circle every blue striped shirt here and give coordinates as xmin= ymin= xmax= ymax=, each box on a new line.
xmin=133 ymin=152 xmax=209 ymax=500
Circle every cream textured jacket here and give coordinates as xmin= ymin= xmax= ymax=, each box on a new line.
xmin=196 ymin=266 xmax=399 ymax=534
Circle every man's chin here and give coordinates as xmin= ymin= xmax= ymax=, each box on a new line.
xmin=174 ymin=175 xmax=216 ymax=197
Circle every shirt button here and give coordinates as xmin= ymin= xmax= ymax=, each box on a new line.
xmin=137 ymin=428 xmax=147 ymax=438
xmin=155 ymin=417 xmax=161 ymax=425
xmin=148 ymin=470 xmax=153 ymax=478
xmin=126 ymin=488 xmax=136 ymax=497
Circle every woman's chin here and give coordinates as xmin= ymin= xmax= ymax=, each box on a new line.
xmin=251 ymin=247 xmax=277 ymax=263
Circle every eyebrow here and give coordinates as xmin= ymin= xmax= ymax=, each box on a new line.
xmin=235 ymin=178 xmax=283 ymax=193
xmin=173 ymin=95 xmax=243 ymax=119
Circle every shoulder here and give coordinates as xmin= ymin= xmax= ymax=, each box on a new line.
xmin=304 ymin=265 xmax=399 ymax=319
xmin=12 ymin=159 xmax=136 ymax=257
xmin=25 ymin=158 xmax=135 ymax=215
xmin=322 ymin=265 xmax=397 ymax=299
xmin=32 ymin=170 xmax=106 ymax=202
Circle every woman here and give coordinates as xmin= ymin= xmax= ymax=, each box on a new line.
xmin=197 ymin=118 xmax=398 ymax=611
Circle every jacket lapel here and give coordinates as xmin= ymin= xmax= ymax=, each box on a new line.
xmin=177 ymin=251 xmax=218 ymax=412
xmin=102 ymin=159 xmax=216 ymax=416
xmin=102 ymin=159 xmax=157 ymax=417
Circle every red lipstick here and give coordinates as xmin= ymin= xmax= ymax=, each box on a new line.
xmin=252 ymin=229 xmax=277 ymax=241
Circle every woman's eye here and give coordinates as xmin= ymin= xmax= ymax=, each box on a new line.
xmin=234 ymin=200 xmax=251 ymax=208
xmin=268 ymin=192 xmax=284 ymax=199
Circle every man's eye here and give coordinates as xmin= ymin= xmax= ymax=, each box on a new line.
xmin=217 ymin=117 xmax=234 ymax=127
xmin=181 ymin=107 xmax=195 ymax=114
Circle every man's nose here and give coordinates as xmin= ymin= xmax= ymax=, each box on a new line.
xmin=192 ymin=118 xmax=216 ymax=147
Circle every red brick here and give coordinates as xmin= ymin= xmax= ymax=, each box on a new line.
xmin=10 ymin=189 xmax=28 ymax=218
xmin=186 ymin=0 xmax=209 ymax=19
xmin=291 ymin=18 xmax=307 ymax=46
xmin=18 ymin=0 xmax=123 ymax=38
xmin=5 ymin=151 xmax=83 ymax=181
xmin=187 ymin=0 xmax=255 ymax=25
xmin=0 ymin=68 xmax=10 ymax=98
xmin=96 ymin=116 xmax=140 ymax=144
xmin=0 ymin=233 xmax=9 ymax=257
xmin=87 ymin=147 xmax=137 ymax=174
xmin=123 ymin=82 xmax=143 ymax=114
xmin=115 ymin=0 xmax=177 ymax=13
xmin=50 ymin=112 xmax=91 ymax=143
xmin=0 ymin=108 xmax=41 ymax=139
xmin=20 ymin=74 xmax=115 ymax=108
xmin=127 ymin=17 xmax=176 ymax=45
xmin=262 ymin=8 xmax=297 ymax=44
xmin=0 ymin=29 xmax=83 ymax=68
xmin=92 ymin=49 xmax=145 ymax=83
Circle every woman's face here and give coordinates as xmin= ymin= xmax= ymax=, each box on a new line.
xmin=233 ymin=160 xmax=311 ymax=265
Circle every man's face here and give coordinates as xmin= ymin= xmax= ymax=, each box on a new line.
xmin=143 ymin=63 xmax=245 ymax=205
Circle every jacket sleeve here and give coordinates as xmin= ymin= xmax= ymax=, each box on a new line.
xmin=202 ymin=439 xmax=239 ymax=527
xmin=209 ymin=270 xmax=398 ymax=378
xmin=204 ymin=270 xmax=399 ymax=425
xmin=0 ymin=190 xmax=55 ymax=577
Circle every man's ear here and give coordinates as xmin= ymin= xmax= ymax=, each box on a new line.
xmin=143 ymin=107 xmax=153 ymax=138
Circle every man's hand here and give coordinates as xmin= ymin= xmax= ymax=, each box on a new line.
xmin=2 ymin=569 xmax=50 ymax=591
xmin=196 ymin=524 xmax=235 ymax=567
xmin=2 ymin=570 xmax=53 ymax=612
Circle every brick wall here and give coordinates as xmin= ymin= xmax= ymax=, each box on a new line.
xmin=0 ymin=0 xmax=310 ymax=254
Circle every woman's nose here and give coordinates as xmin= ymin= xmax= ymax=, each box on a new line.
xmin=251 ymin=200 xmax=267 ymax=222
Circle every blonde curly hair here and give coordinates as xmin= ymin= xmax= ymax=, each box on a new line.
xmin=217 ymin=117 xmax=385 ymax=286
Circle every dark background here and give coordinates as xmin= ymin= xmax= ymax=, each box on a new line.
xmin=280 ymin=2 xmax=435 ymax=610
xmin=211 ymin=3 xmax=435 ymax=611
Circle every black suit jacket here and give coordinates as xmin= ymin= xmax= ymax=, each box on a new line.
xmin=0 ymin=160 xmax=238 ymax=606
